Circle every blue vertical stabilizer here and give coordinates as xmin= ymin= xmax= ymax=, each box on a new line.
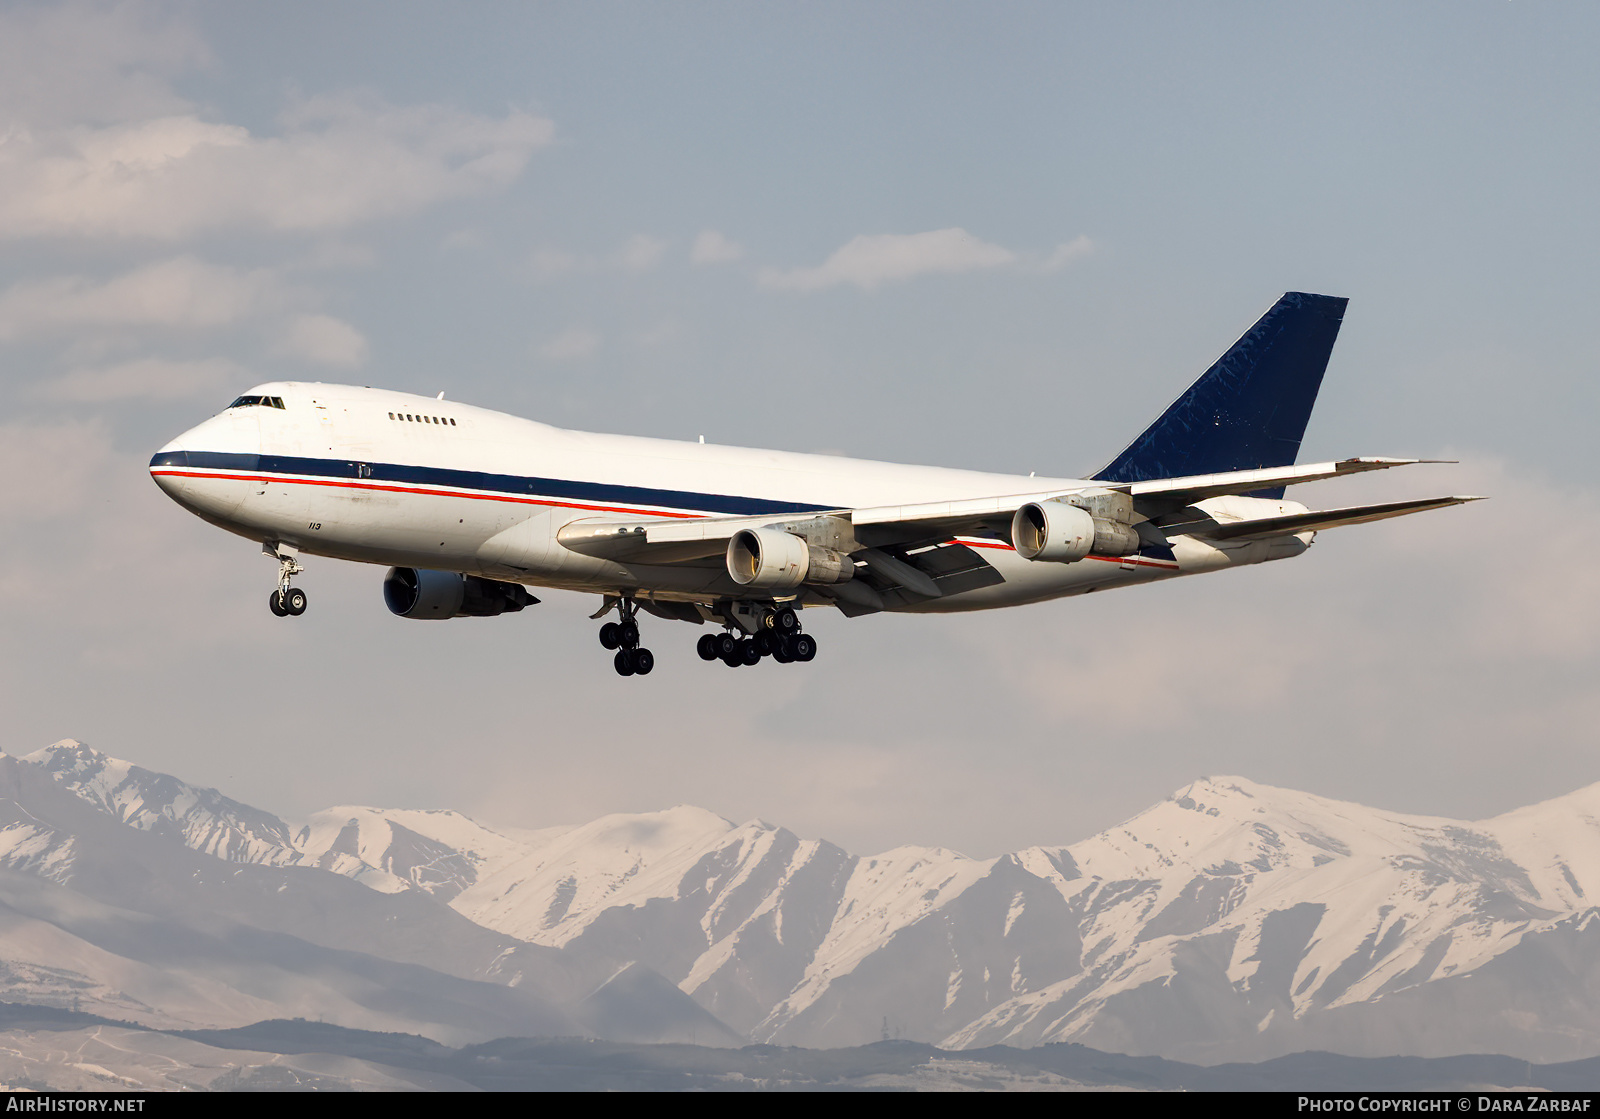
xmin=1094 ymin=292 xmax=1347 ymax=497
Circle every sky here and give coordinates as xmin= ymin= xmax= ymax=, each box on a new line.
xmin=1 ymin=1 xmax=1597 ymax=857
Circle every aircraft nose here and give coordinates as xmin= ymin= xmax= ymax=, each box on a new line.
xmin=148 ymin=439 xmax=189 ymax=499
xmin=148 ymin=409 xmax=257 ymax=520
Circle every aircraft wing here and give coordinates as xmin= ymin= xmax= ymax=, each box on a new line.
xmin=848 ymin=457 xmax=1442 ymax=542
xmin=555 ymin=457 xmax=1450 ymax=561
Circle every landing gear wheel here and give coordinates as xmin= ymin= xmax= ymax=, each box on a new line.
xmin=715 ymin=633 xmax=738 ymax=659
xmin=265 ymin=545 xmax=305 ymax=618
xmin=753 ymin=631 xmax=774 ymax=656
xmin=792 ymin=633 xmax=816 ymax=662
xmin=605 ymin=598 xmax=651 ymax=674
xmin=697 ymin=634 xmax=720 ymax=661
xmin=772 ymin=606 xmax=799 ymax=634
xmin=740 ymin=639 xmax=761 ymax=666
xmin=771 ymin=639 xmax=794 ymax=664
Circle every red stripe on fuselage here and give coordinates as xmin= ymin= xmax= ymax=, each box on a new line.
xmin=148 ymin=468 xmax=705 ymax=520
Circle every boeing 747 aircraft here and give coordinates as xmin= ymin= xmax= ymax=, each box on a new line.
xmin=150 ymin=293 xmax=1476 ymax=677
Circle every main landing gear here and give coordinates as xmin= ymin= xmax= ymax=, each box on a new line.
xmin=599 ymin=597 xmax=655 ymax=677
xmin=696 ymin=604 xmax=816 ymax=669
xmin=265 ymin=543 xmax=307 ymax=618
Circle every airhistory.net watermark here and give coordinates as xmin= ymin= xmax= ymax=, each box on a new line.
xmin=5 ymin=1100 xmax=145 ymax=1112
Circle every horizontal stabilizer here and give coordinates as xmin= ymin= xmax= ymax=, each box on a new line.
xmin=1194 ymin=495 xmax=1483 ymax=542
xmin=1127 ymin=457 xmax=1443 ymax=516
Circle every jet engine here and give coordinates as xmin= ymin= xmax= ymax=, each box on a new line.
xmin=726 ymin=527 xmax=855 ymax=591
xmin=383 ymin=567 xmax=538 ymax=619
xmin=1012 ymin=489 xmax=1141 ymax=562
xmin=1011 ymin=501 xmax=1094 ymax=562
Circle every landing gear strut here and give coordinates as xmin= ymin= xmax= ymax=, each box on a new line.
xmin=599 ymin=597 xmax=654 ymax=677
xmin=265 ymin=543 xmax=307 ymax=618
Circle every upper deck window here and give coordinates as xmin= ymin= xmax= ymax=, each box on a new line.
xmin=230 ymin=395 xmax=286 ymax=409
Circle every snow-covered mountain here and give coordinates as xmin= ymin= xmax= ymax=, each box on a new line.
xmin=7 ymin=739 xmax=1600 ymax=1062
xmin=0 ymin=741 xmax=739 ymax=1046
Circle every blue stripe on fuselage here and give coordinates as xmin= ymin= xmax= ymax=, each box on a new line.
xmin=149 ymin=450 xmax=835 ymax=517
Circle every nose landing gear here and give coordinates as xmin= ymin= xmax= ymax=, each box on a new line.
xmin=599 ymin=597 xmax=654 ymax=676
xmin=265 ymin=543 xmax=307 ymax=618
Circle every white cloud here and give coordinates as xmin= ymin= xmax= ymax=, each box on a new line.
xmin=530 ymin=235 xmax=671 ymax=279
xmin=0 ymin=3 xmax=206 ymax=128
xmin=441 ymin=227 xmax=486 ymax=251
xmin=759 ymin=228 xmax=1017 ymax=291
xmin=690 ymin=230 xmax=744 ymax=265
xmin=38 ymin=357 xmax=244 ymax=402
xmin=529 ymin=247 xmax=581 ymax=278
xmin=1040 ymin=235 xmax=1094 ymax=272
xmin=0 ymin=257 xmax=282 ymax=338
xmin=539 ymin=326 xmax=600 ymax=361
xmin=616 ymin=234 xmax=668 ymax=274
xmin=0 ymin=96 xmax=553 ymax=240
xmin=277 ymin=314 xmax=369 ymax=368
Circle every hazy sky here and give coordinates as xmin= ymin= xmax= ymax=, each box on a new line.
xmin=2 ymin=1 xmax=1597 ymax=856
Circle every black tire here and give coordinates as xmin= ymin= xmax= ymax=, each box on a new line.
xmin=753 ymin=631 xmax=773 ymax=656
xmin=792 ymin=634 xmax=817 ymax=662
xmin=715 ymin=633 xmax=738 ymax=658
xmin=269 ymin=591 xmax=288 ymax=617
xmin=722 ymin=649 xmax=743 ymax=668
xmin=740 ymin=639 xmax=761 ymax=666
xmin=619 ymin=620 xmax=640 ymax=649
xmin=633 ymin=648 xmax=654 ymax=675
xmin=614 ymin=649 xmax=636 ymax=676
xmin=285 ymin=588 xmax=307 ymax=616
xmin=696 ymin=634 xmax=720 ymax=661
xmin=774 ymin=607 xmax=799 ymax=633
xmin=772 ymin=639 xmax=794 ymax=664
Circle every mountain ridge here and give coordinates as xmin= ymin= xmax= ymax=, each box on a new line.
xmin=6 ymin=738 xmax=1600 ymax=1062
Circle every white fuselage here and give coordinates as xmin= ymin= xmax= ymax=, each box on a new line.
xmin=150 ymin=382 xmax=1308 ymax=614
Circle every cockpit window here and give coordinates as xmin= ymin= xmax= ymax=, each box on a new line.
xmin=229 ymin=395 xmax=286 ymax=409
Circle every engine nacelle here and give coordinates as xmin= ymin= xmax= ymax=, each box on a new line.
xmin=726 ymin=528 xmax=854 ymax=590
xmin=1013 ymin=489 xmax=1144 ymax=563
xmin=1011 ymin=501 xmax=1095 ymax=562
xmin=383 ymin=568 xmax=538 ymax=619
